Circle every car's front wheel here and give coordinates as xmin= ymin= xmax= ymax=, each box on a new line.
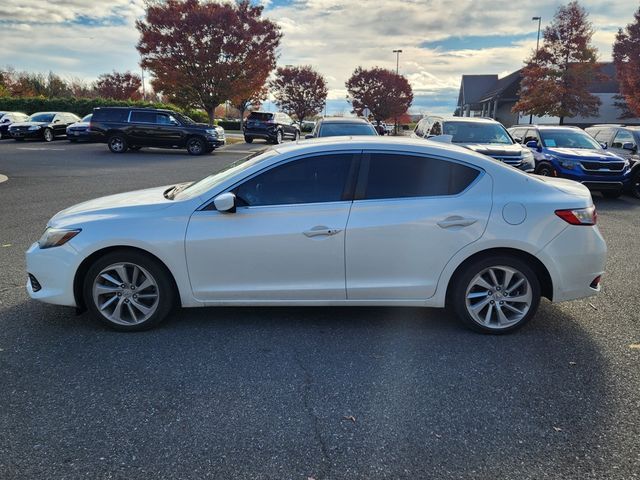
xmin=186 ymin=137 xmax=206 ymax=155
xmin=43 ymin=128 xmax=54 ymax=142
xmin=450 ymin=255 xmax=541 ymax=334
xmin=535 ymin=162 xmax=554 ymax=176
xmin=83 ymin=250 xmax=175 ymax=331
xmin=631 ymin=168 xmax=640 ymax=199
xmin=244 ymin=136 xmax=253 ymax=143
xmin=274 ymin=130 xmax=283 ymax=144
xmin=108 ymin=134 xmax=128 ymax=153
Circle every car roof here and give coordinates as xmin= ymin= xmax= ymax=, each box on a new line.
xmin=425 ymin=116 xmax=500 ymax=124
xmin=95 ymin=106 xmax=174 ymax=113
xmin=318 ymin=117 xmax=370 ymax=124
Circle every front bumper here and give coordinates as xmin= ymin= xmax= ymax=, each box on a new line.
xmin=537 ymin=224 xmax=607 ymax=303
xmin=25 ymin=241 xmax=80 ymax=307
xmin=552 ymin=163 xmax=630 ymax=191
xmin=10 ymin=129 xmax=43 ymax=139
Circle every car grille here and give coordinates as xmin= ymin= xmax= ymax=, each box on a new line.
xmin=490 ymin=154 xmax=523 ymax=165
xmin=11 ymin=126 xmax=30 ymax=132
xmin=580 ymin=161 xmax=625 ymax=172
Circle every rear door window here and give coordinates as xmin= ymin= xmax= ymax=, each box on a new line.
xmin=130 ymin=111 xmax=157 ymax=123
xmin=93 ymin=109 xmax=130 ymax=122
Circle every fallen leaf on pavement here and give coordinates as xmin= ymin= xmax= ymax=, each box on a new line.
xmin=588 ymin=303 xmax=597 ymax=310
xmin=553 ymin=426 xmax=562 ymax=432
xmin=569 ymin=361 xmax=577 ymax=366
xmin=630 ymin=344 xmax=640 ymax=350
xmin=1 ymin=244 xmax=11 ymax=248
xmin=343 ymin=415 xmax=356 ymax=423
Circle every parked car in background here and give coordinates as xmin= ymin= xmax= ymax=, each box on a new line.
xmin=25 ymin=137 xmax=605 ymax=334
xmin=243 ymin=111 xmax=300 ymax=144
xmin=305 ymin=117 xmax=378 ymax=138
xmin=299 ymin=120 xmax=316 ymax=132
xmin=0 ymin=112 xmax=29 ymax=140
xmin=585 ymin=125 xmax=640 ymax=198
xmin=66 ymin=114 xmax=93 ymax=143
xmin=89 ymin=107 xmax=225 ymax=155
xmin=414 ymin=116 xmax=535 ymax=172
xmin=509 ymin=125 xmax=631 ymax=198
xmin=9 ymin=112 xmax=80 ymax=142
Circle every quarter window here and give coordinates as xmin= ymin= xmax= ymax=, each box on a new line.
xmin=233 ymin=153 xmax=355 ymax=207
xmin=359 ymin=153 xmax=480 ymax=200
xmin=130 ymin=111 xmax=157 ymax=123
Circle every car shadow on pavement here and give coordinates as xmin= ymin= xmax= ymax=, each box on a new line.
xmin=0 ymin=299 xmax=614 ymax=479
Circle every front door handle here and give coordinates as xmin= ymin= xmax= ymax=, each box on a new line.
xmin=437 ymin=216 xmax=478 ymax=229
xmin=303 ymin=226 xmax=342 ymax=237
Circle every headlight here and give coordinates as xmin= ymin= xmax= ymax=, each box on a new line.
xmin=559 ymin=159 xmax=578 ymax=169
xmin=205 ymin=129 xmax=218 ymax=137
xmin=28 ymin=125 xmax=41 ymax=131
xmin=38 ymin=227 xmax=81 ymax=249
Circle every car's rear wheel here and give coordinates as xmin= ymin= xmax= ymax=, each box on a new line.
xmin=631 ymin=168 xmax=640 ymax=199
xmin=602 ymin=190 xmax=622 ymax=199
xmin=275 ymin=130 xmax=283 ymax=144
xmin=43 ymin=128 xmax=54 ymax=142
xmin=108 ymin=134 xmax=128 ymax=153
xmin=244 ymin=136 xmax=253 ymax=143
xmin=83 ymin=250 xmax=175 ymax=331
xmin=535 ymin=162 xmax=554 ymax=176
xmin=186 ymin=137 xmax=206 ymax=155
xmin=451 ymin=256 xmax=541 ymax=334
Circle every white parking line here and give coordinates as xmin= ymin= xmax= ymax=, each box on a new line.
xmin=17 ymin=147 xmax=67 ymax=151
xmin=0 ymin=174 xmax=8 ymax=184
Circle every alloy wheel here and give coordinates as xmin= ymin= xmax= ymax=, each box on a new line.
xmin=187 ymin=138 xmax=203 ymax=155
xmin=92 ymin=262 xmax=160 ymax=326
xmin=109 ymin=137 xmax=125 ymax=152
xmin=276 ymin=131 xmax=282 ymax=144
xmin=43 ymin=129 xmax=53 ymax=142
xmin=465 ymin=265 xmax=533 ymax=330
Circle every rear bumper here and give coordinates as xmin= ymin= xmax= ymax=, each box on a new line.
xmin=243 ymin=127 xmax=276 ymax=140
xmin=537 ymin=225 xmax=606 ymax=303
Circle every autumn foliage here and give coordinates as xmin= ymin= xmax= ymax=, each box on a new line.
xmin=513 ymin=1 xmax=601 ymax=124
xmin=345 ymin=67 xmax=413 ymax=122
xmin=270 ymin=66 xmax=328 ymax=124
xmin=613 ymin=6 xmax=640 ymax=118
xmin=95 ymin=71 xmax=142 ymax=100
xmin=136 ymin=0 xmax=281 ymax=124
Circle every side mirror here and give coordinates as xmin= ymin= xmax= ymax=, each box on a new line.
xmin=525 ymin=140 xmax=538 ymax=149
xmin=213 ymin=192 xmax=236 ymax=213
xmin=54 ymin=119 xmax=61 ymax=123
xmin=600 ymin=142 xmax=608 ymax=150
xmin=513 ymin=136 xmax=522 ymax=144
xmin=622 ymin=142 xmax=636 ymax=151
xmin=305 ymin=134 xmax=314 ymax=139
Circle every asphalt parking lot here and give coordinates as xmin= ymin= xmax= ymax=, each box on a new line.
xmin=0 ymin=138 xmax=639 ymax=479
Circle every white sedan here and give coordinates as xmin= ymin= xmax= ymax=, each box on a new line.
xmin=26 ymin=137 xmax=606 ymax=334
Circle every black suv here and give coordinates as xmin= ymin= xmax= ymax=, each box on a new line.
xmin=243 ymin=111 xmax=300 ymax=144
xmin=89 ymin=107 xmax=225 ymax=155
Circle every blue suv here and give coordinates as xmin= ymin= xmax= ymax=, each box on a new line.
xmin=508 ymin=125 xmax=631 ymax=198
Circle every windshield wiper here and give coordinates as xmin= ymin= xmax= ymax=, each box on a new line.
xmin=164 ymin=182 xmax=193 ymax=200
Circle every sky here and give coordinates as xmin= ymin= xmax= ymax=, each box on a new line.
xmin=0 ymin=0 xmax=637 ymax=116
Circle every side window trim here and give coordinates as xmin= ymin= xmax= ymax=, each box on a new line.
xmin=200 ymin=150 xmax=363 ymax=210
xmin=353 ymin=150 xmax=484 ymax=202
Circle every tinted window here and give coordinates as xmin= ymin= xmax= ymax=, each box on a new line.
xmin=429 ymin=121 xmax=443 ymax=136
xmin=234 ymin=153 xmax=354 ymax=206
xmin=612 ymin=130 xmax=635 ymax=148
xmin=443 ymin=121 xmax=512 ymax=144
xmin=361 ymin=153 xmax=480 ymax=200
xmin=319 ymin=123 xmax=377 ymax=137
xmin=539 ymin=129 xmax=601 ymax=149
xmin=29 ymin=113 xmax=55 ymax=123
xmin=248 ymin=112 xmax=274 ymax=122
xmin=130 ymin=111 xmax=158 ymax=123
xmin=93 ymin=109 xmax=129 ymax=122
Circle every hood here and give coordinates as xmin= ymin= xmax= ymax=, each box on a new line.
xmin=532 ymin=175 xmax=592 ymax=198
xmin=9 ymin=121 xmax=49 ymax=128
xmin=50 ymin=185 xmax=175 ymax=226
xmin=68 ymin=121 xmax=89 ymax=128
xmin=546 ymin=147 xmax=623 ymax=161
xmin=461 ymin=143 xmax=524 ymax=156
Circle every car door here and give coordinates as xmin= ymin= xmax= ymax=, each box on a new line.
xmin=128 ymin=111 xmax=157 ymax=146
xmin=185 ymin=151 xmax=359 ymax=301
xmin=345 ymin=151 xmax=492 ymax=300
xmin=51 ymin=114 xmax=65 ymax=136
xmin=153 ymin=112 xmax=185 ymax=146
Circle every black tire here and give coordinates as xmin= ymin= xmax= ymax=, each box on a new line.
xmin=43 ymin=128 xmax=54 ymax=142
xmin=108 ymin=133 xmax=128 ymax=153
xmin=244 ymin=136 xmax=253 ymax=143
xmin=83 ymin=250 xmax=175 ymax=332
xmin=450 ymin=255 xmax=541 ymax=334
xmin=275 ymin=129 xmax=283 ymax=144
xmin=535 ymin=162 xmax=554 ymax=176
xmin=186 ymin=136 xmax=206 ymax=155
xmin=630 ymin=168 xmax=640 ymax=199
xmin=602 ymin=190 xmax=622 ymax=199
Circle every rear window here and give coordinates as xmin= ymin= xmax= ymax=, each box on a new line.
xmin=93 ymin=109 xmax=129 ymax=122
xmin=319 ymin=123 xmax=377 ymax=137
xmin=248 ymin=112 xmax=274 ymax=121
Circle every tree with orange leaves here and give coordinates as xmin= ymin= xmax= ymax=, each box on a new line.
xmin=613 ymin=6 xmax=640 ymax=118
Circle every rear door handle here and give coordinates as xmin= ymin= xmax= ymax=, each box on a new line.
xmin=303 ymin=226 xmax=342 ymax=237
xmin=437 ymin=216 xmax=478 ymax=229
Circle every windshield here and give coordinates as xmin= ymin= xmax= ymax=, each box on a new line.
xmin=173 ymin=149 xmax=279 ymax=200
xmin=81 ymin=114 xmax=92 ymax=122
xmin=319 ymin=123 xmax=377 ymax=137
xmin=29 ymin=113 xmax=55 ymax=123
xmin=540 ymin=130 xmax=601 ymax=149
xmin=443 ymin=122 xmax=513 ymax=144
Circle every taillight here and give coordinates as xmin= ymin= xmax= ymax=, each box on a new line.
xmin=555 ymin=206 xmax=597 ymax=225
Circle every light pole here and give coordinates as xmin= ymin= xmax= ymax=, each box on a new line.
xmin=529 ymin=16 xmax=542 ymax=124
xmin=392 ymin=49 xmax=403 ymax=134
